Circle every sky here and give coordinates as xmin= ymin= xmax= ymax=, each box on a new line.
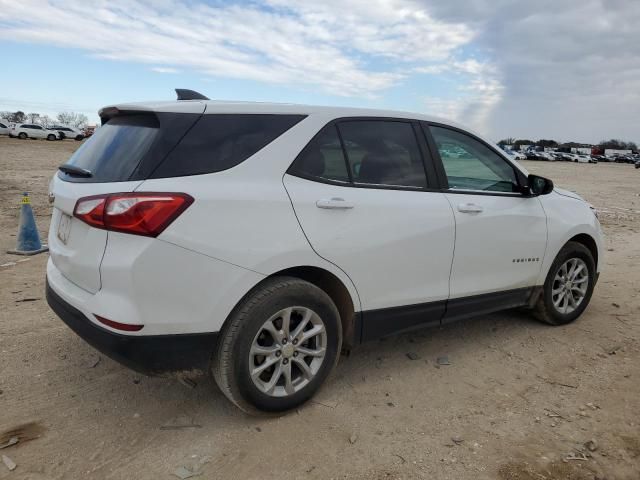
xmin=0 ymin=0 xmax=638 ymax=144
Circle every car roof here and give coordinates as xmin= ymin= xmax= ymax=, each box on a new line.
xmin=99 ymin=99 xmax=463 ymax=127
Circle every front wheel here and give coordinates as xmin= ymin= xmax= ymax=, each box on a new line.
xmin=533 ymin=241 xmax=596 ymax=325
xmin=18 ymin=132 xmax=27 ymax=139
xmin=47 ymin=134 xmax=56 ymax=141
xmin=212 ymin=277 xmax=342 ymax=414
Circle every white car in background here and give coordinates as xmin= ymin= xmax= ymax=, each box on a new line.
xmin=10 ymin=123 xmax=52 ymax=140
xmin=573 ymin=154 xmax=595 ymax=164
xmin=52 ymin=125 xmax=85 ymax=141
xmin=0 ymin=120 xmax=10 ymax=136
xmin=46 ymin=90 xmax=604 ymax=413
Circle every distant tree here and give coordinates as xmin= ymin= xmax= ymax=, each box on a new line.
xmin=56 ymin=111 xmax=89 ymax=128
xmin=0 ymin=111 xmax=13 ymax=121
xmin=9 ymin=111 xmax=26 ymax=123
xmin=513 ymin=139 xmax=535 ymax=147
xmin=598 ymin=139 xmax=637 ymax=150
xmin=535 ymin=139 xmax=558 ymax=148
xmin=40 ymin=115 xmax=54 ymax=127
xmin=498 ymin=137 xmax=516 ymax=146
xmin=27 ymin=112 xmax=40 ymax=123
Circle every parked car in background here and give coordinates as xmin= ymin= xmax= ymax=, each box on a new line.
xmin=46 ymin=91 xmax=604 ymax=413
xmin=527 ymin=151 xmax=554 ymax=161
xmin=614 ymin=155 xmax=634 ymax=164
xmin=591 ymin=155 xmax=608 ymax=162
xmin=46 ymin=127 xmax=63 ymax=140
xmin=83 ymin=126 xmax=96 ymax=138
xmin=576 ymin=154 xmax=596 ymax=164
xmin=52 ymin=125 xmax=85 ymax=141
xmin=10 ymin=123 xmax=49 ymax=140
xmin=0 ymin=120 xmax=9 ymax=136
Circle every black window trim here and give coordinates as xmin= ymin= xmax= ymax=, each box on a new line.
xmin=421 ymin=121 xmax=529 ymax=198
xmin=287 ymin=116 xmax=441 ymax=192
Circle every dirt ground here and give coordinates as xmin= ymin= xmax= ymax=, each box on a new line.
xmin=1 ymin=135 xmax=639 ymax=480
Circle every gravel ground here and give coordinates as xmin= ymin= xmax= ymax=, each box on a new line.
xmin=0 ymin=136 xmax=639 ymax=479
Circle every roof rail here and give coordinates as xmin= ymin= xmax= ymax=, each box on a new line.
xmin=175 ymin=89 xmax=210 ymax=101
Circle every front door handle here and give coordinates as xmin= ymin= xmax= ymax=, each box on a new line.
xmin=316 ymin=197 xmax=354 ymax=210
xmin=457 ymin=202 xmax=484 ymax=213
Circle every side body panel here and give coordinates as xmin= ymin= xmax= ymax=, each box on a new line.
xmin=537 ymin=192 xmax=603 ymax=284
xmin=283 ymin=174 xmax=455 ymax=311
xmin=444 ymin=193 xmax=548 ymax=299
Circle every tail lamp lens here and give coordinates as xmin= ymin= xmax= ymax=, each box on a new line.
xmin=73 ymin=193 xmax=193 ymax=237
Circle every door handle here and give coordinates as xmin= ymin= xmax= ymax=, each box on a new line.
xmin=457 ymin=202 xmax=484 ymax=213
xmin=316 ymin=197 xmax=354 ymax=210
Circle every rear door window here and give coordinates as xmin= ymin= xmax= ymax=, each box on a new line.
xmin=287 ymin=124 xmax=350 ymax=183
xmin=338 ymin=121 xmax=427 ymax=188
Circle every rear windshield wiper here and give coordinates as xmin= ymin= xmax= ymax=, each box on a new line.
xmin=58 ymin=164 xmax=93 ymax=178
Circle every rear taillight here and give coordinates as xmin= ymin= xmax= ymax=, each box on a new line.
xmin=73 ymin=192 xmax=193 ymax=237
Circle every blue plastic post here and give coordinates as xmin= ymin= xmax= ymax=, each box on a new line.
xmin=7 ymin=192 xmax=49 ymax=255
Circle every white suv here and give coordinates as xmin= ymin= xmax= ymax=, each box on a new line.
xmin=52 ymin=125 xmax=85 ymax=141
xmin=46 ymin=90 xmax=603 ymax=413
xmin=10 ymin=123 xmax=55 ymax=140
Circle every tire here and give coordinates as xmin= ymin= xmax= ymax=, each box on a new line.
xmin=75 ymin=136 xmax=83 ymax=141
xmin=533 ymin=241 xmax=596 ymax=325
xmin=47 ymin=134 xmax=56 ymax=141
xmin=212 ymin=276 xmax=342 ymax=414
xmin=18 ymin=132 xmax=27 ymax=139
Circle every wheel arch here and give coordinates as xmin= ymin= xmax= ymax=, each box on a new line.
xmin=271 ymin=266 xmax=359 ymax=348
xmin=226 ymin=265 xmax=360 ymax=349
xmin=567 ymin=233 xmax=599 ymax=270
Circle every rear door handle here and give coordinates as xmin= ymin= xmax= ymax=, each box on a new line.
xmin=457 ymin=202 xmax=484 ymax=213
xmin=316 ymin=197 xmax=354 ymax=210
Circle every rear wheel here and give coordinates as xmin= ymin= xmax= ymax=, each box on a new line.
xmin=212 ymin=277 xmax=342 ymax=414
xmin=18 ymin=132 xmax=27 ymax=139
xmin=533 ymin=241 xmax=596 ymax=325
xmin=75 ymin=135 xmax=83 ymax=141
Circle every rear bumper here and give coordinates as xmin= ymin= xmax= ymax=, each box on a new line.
xmin=46 ymin=279 xmax=217 ymax=376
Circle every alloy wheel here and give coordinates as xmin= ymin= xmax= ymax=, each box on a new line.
xmin=551 ymin=258 xmax=589 ymax=314
xmin=249 ymin=307 xmax=327 ymax=397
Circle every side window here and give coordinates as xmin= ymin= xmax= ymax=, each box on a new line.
xmin=288 ymin=125 xmax=350 ymax=183
xmin=0 ymin=123 xmax=6 ymax=128
xmin=151 ymin=114 xmax=305 ymax=178
xmin=429 ymin=126 xmax=518 ymax=193
xmin=338 ymin=121 xmax=427 ymax=188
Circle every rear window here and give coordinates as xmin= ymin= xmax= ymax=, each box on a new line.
xmin=59 ymin=113 xmax=304 ymax=183
xmin=59 ymin=115 xmax=162 ymax=183
xmin=150 ymin=114 xmax=305 ymax=179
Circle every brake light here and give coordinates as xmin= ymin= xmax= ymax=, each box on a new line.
xmin=73 ymin=192 xmax=193 ymax=237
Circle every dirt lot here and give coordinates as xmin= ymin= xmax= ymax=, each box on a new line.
xmin=1 ymin=135 xmax=639 ymax=479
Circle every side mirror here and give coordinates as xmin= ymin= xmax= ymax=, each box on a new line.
xmin=528 ymin=174 xmax=554 ymax=196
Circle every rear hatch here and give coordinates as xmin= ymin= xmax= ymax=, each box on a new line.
xmin=49 ymin=105 xmax=205 ymax=293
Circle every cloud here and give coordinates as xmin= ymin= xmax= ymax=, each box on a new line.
xmin=151 ymin=67 xmax=180 ymax=74
xmin=0 ymin=0 xmax=476 ymax=98
xmin=420 ymin=0 xmax=640 ymax=142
